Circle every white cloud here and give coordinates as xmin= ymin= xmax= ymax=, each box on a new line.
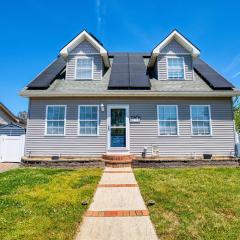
xmin=232 ymin=71 xmax=240 ymax=79
xmin=223 ymin=54 xmax=240 ymax=74
xmin=96 ymin=0 xmax=105 ymax=36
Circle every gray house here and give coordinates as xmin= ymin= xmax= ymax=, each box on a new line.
xmin=20 ymin=30 xmax=239 ymax=161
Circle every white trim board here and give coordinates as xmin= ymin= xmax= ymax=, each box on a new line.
xmin=107 ymin=104 xmax=130 ymax=152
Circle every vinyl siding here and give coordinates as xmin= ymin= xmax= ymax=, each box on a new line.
xmin=156 ymin=39 xmax=193 ymax=80
xmin=161 ymin=39 xmax=190 ymax=54
xmin=25 ymin=97 xmax=235 ymax=157
xmin=0 ymin=124 xmax=25 ymax=136
xmin=66 ymin=40 xmax=103 ymax=81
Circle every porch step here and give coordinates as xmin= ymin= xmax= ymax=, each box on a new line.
xmin=102 ymin=154 xmax=135 ymax=161
xmin=102 ymin=154 xmax=135 ymax=168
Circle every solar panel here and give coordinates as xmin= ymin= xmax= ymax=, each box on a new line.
xmin=108 ymin=54 xmax=150 ymax=89
xmin=27 ymin=57 xmax=66 ymax=89
xmin=193 ymin=58 xmax=234 ymax=90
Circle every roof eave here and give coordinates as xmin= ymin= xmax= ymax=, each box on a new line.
xmin=20 ymin=89 xmax=240 ymax=98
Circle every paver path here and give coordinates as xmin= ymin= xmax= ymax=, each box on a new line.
xmin=75 ymin=167 xmax=158 ymax=240
xmin=0 ymin=163 xmax=19 ymax=173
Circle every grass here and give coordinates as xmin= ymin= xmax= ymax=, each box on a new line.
xmin=134 ymin=167 xmax=240 ymax=240
xmin=0 ymin=167 xmax=102 ymax=240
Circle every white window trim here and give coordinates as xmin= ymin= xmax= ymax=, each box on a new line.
xmin=157 ymin=105 xmax=179 ymax=136
xmin=45 ymin=105 xmax=67 ymax=136
xmin=75 ymin=56 xmax=94 ymax=80
xmin=78 ymin=105 xmax=99 ymax=136
xmin=190 ymin=105 xmax=212 ymax=136
xmin=166 ymin=56 xmax=186 ymax=80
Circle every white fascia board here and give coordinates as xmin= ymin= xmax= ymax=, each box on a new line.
xmin=60 ymin=30 xmax=110 ymax=67
xmin=148 ymin=30 xmax=200 ymax=67
xmin=20 ymin=90 xmax=240 ymax=98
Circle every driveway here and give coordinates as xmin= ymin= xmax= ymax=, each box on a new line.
xmin=0 ymin=163 xmax=19 ymax=173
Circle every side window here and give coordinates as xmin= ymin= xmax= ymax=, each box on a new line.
xmin=167 ymin=57 xmax=185 ymax=79
xmin=79 ymin=105 xmax=99 ymax=136
xmin=191 ymin=105 xmax=211 ymax=135
xmin=46 ymin=105 xmax=66 ymax=135
xmin=75 ymin=57 xmax=93 ymax=80
xmin=158 ymin=105 xmax=178 ymax=135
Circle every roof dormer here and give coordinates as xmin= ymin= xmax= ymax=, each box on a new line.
xmin=60 ymin=30 xmax=110 ymax=67
xmin=148 ymin=30 xmax=200 ymax=67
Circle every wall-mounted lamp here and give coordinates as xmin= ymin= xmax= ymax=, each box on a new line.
xmin=100 ymin=104 xmax=105 ymax=112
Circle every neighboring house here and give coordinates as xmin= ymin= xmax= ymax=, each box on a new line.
xmin=20 ymin=30 xmax=240 ymax=159
xmin=0 ymin=103 xmax=26 ymax=136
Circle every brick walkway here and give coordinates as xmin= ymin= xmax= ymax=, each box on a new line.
xmin=75 ymin=167 xmax=158 ymax=240
xmin=0 ymin=163 xmax=19 ymax=173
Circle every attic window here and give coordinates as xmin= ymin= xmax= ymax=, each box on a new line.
xmin=75 ymin=57 xmax=93 ymax=80
xmin=167 ymin=57 xmax=185 ymax=80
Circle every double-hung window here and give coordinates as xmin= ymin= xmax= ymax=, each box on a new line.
xmin=167 ymin=57 xmax=185 ymax=79
xmin=75 ymin=57 xmax=93 ymax=79
xmin=191 ymin=105 xmax=211 ymax=135
xmin=158 ymin=105 xmax=178 ymax=135
xmin=79 ymin=105 xmax=99 ymax=135
xmin=46 ymin=105 xmax=66 ymax=135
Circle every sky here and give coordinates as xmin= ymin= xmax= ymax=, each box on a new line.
xmin=0 ymin=0 xmax=239 ymax=115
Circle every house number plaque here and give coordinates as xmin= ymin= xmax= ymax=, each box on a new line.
xmin=130 ymin=116 xmax=141 ymax=123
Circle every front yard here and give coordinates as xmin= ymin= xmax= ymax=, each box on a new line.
xmin=0 ymin=168 xmax=102 ymax=240
xmin=135 ymin=167 xmax=240 ymax=240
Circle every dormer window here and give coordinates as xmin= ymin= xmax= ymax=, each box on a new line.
xmin=75 ymin=57 xmax=93 ymax=80
xmin=167 ymin=57 xmax=185 ymax=80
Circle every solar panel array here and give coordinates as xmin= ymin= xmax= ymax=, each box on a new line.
xmin=27 ymin=57 xmax=66 ymax=89
xmin=193 ymin=58 xmax=234 ymax=90
xmin=26 ymin=53 xmax=234 ymax=91
xmin=108 ymin=54 xmax=151 ymax=89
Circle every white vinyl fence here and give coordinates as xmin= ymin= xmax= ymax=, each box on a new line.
xmin=0 ymin=135 xmax=25 ymax=162
xmin=235 ymin=132 xmax=240 ymax=144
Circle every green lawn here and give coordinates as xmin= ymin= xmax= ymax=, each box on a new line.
xmin=134 ymin=168 xmax=240 ymax=240
xmin=0 ymin=168 xmax=102 ymax=240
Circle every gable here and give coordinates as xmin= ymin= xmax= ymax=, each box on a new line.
xmin=70 ymin=40 xmax=99 ymax=54
xmin=60 ymin=30 xmax=110 ymax=67
xmin=0 ymin=110 xmax=12 ymax=125
xmin=0 ymin=123 xmax=25 ymax=136
xmin=161 ymin=39 xmax=190 ymax=54
xmin=0 ymin=104 xmax=19 ymax=125
xmin=148 ymin=30 xmax=200 ymax=67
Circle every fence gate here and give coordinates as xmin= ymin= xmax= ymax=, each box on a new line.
xmin=0 ymin=135 xmax=25 ymax=162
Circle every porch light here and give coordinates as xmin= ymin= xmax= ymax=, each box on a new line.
xmin=100 ymin=104 xmax=104 ymax=112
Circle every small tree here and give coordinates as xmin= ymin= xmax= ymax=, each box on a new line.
xmin=18 ymin=111 xmax=28 ymax=121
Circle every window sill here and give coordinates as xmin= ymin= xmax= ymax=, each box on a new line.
xmin=44 ymin=134 xmax=65 ymax=137
xmin=78 ymin=134 xmax=99 ymax=137
xmin=158 ymin=134 xmax=180 ymax=137
xmin=191 ymin=134 xmax=213 ymax=137
xmin=167 ymin=79 xmax=186 ymax=81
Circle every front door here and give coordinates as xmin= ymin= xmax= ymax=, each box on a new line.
xmin=107 ymin=105 xmax=129 ymax=151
